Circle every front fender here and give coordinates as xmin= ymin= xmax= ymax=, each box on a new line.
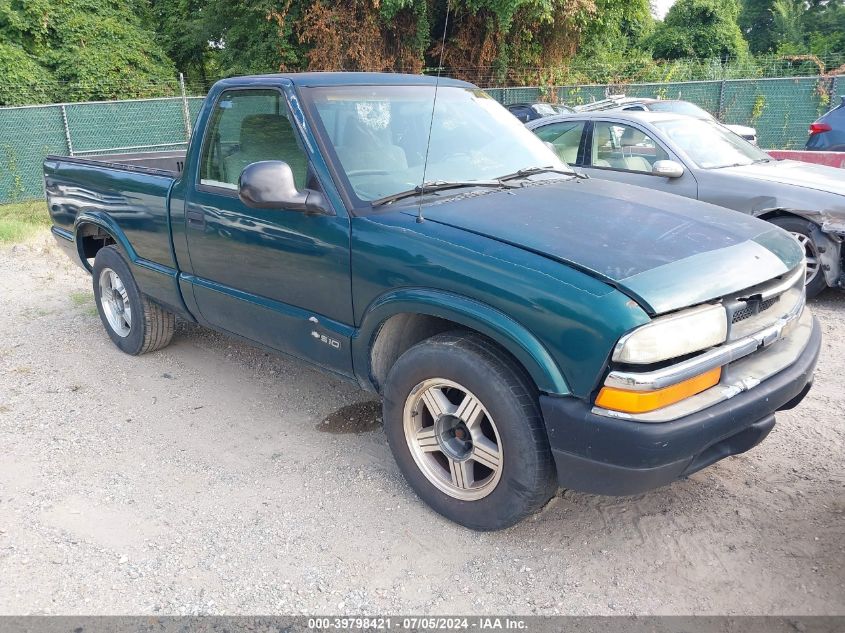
xmin=352 ymin=288 xmax=571 ymax=396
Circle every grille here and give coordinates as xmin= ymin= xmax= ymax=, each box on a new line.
xmin=731 ymin=296 xmax=780 ymax=324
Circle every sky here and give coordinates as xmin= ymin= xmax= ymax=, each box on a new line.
xmin=653 ymin=0 xmax=677 ymax=19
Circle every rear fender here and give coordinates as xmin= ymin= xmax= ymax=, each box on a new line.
xmin=74 ymin=211 xmax=194 ymax=319
xmin=74 ymin=211 xmax=136 ymax=270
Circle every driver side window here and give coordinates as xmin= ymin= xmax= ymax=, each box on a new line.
xmin=199 ymin=89 xmax=308 ymax=191
xmin=590 ymin=122 xmax=669 ymax=173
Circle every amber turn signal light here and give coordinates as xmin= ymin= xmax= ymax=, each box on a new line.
xmin=595 ymin=367 xmax=722 ymax=414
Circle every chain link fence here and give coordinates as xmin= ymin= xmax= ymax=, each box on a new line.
xmin=0 ymin=80 xmax=205 ymax=203
xmin=487 ymin=75 xmax=842 ymax=149
xmin=1 ymin=71 xmax=842 ymax=204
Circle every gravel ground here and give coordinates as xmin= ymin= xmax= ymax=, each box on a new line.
xmin=1 ymin=233 xmax=843 ymax=616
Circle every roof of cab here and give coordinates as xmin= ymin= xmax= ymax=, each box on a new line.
xmin=214 ymin=72 xmax=476 ymax=89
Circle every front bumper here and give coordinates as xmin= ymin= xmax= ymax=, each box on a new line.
xmin=540 ymin=315 xmax=821 ymax=496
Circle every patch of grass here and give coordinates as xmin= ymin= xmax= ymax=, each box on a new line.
xmin=0 ymin=200 xmax=51 ymax=244
xmin=70 ymin=291 xmax=92 ymax=306
xmin=23 ymin=307 xmax=52 ymax=318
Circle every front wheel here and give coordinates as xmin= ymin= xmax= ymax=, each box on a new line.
xmin=769 ymin=216 xmax=827 ymax=299
xmin=382 ymin=332 xmax=557 ymax=530
xmin=92 ymin=246 xmax=175 ymax=355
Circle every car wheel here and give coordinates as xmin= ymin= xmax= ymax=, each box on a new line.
xmin=92 ymin=246 xmax=175 ymax=354
xmin=382 ymin=331 xmax=557 ymax=531
xmin=769 ymin=216 xmax=827 ymax=299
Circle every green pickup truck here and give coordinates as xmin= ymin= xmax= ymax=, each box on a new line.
xmin=44 ymin=73 xmax=821 ymax=530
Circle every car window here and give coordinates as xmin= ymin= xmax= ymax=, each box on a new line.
xmin=533 ymin=121 xmax=585 ymax=164
xmin=654 ymin=118 xmax=770 ymax=168
xmin=199 ymin=89 xmax=308 ymax=191
xmin=590 ymin=122 xmax=669 ymax=172
xmin=508 ymin=105 xmax=531 ymax=122
xmin=531 ymin=103 xmax=557 ymax=117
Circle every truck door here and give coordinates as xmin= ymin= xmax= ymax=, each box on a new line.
xmin=183 ymin=87 xmax=354 ymax=375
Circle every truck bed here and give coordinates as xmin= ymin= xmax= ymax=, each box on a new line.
xmin=44 ymin=149 xmax=191 ymax=315
xmin=49 ymin=149 xmax=187 ymax=178
xmin=44 ymin=151 xmax=183 ymax=274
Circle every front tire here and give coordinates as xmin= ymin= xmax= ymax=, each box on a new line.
xmin=92 ymin=246 xmax=175 ymax=355
xmin=769 ymin=216 xmax=827 ymax=298
xmin=382 ymin=332 xmax=557 ymax=530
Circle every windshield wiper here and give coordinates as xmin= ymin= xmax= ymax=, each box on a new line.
xmin=371 ymin=180 xmax=516 ymax=207
xmin=497 ymin=166 xmax=588 ymax=182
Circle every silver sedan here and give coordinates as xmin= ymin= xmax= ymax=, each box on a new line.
xmin=526 ymin=111 xmax=845 ymax=297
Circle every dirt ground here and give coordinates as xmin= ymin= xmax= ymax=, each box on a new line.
xmin=1 ymin=233 xmax=843 ymax=616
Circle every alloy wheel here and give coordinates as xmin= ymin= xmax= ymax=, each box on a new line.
xmin=98 ymin=267 xmax=132 ymax=337
xmin=790 ymin=231 xmax=820 ymax=286
xmin=403 ymin=378 xmax=503 ymax=501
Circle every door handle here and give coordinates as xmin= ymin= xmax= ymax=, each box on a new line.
xmin=186 ymin=210 xmax=206 ymax=229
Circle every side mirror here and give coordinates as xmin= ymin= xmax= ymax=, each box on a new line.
xmin=238 ymin=161 xmax=329 ymax=214
xmin=652 ymin=160 xmax=685 ymax=179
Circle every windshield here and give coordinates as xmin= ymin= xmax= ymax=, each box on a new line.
xmin=303 ymin=85 xmax=565 ymax=205
xmin=531 ymin=103 xmax=557 ymax=116
xmin=654 ymin=118 xmax=770 ymax=169
xmin=648 ymin=101 xmax=713 ymax=119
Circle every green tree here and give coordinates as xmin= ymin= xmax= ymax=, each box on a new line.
xmin=146 ymin=0 xmax=217 ymax=87
xmin=803 ymin=0 xmax=845 ymax=57
xmin=577 ymin=0 xmax=654 ymax=59
xmin=771 ymin=0 xmax=805 ymax=50
xmin=0 ymin=42 xmax=56 ymax=105
xmin=194 ymin=0 xmax=307 ymax=77
xmin=740 ymin=0 xmax=778 ymax=53
xmin=647 ymin=0 xmax=750 ymax=60
xmin=566 ymin=0 xmax=654 ymax=83
xmin=0 ymin=0 xmax=177 ymax=104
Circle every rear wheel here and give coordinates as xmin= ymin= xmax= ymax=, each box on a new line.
xmin=92 ymin=246 xmax=175 ymax=355
xmin=769 ymin=216 xmax=827 ymax=298
xmin=382 ymin=332 xmax=557 ymax=530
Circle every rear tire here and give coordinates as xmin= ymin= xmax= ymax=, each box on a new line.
xmin=382 ymin=331 xmax=557 ymax=531
xmin=92 ymin=246 xmax=175 ymax=355
xmin=769 ymin=216 xmax=827 ymax=299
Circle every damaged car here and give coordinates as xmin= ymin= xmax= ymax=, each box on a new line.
xmin=528 ymin=110 xmax=845 ymax=297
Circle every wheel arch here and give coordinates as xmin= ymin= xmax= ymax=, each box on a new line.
xmin=755 ymin=208 xmax=808 ymax=223
xmin=73 ymin=212 xmax=136 ymax=272
xmin=354 ymin=289 xmax=571 ymax=397
xmin=756 ymin=208 xmax=842 ymax=288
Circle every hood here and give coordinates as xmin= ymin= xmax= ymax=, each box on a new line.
xmin=404 ymin=179 xmax=803 ymax=314
xmin=723 ymin=159 xmax=845 ymax=198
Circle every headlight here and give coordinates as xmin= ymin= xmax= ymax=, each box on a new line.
xmin=613 ymin=303 xmax=728 ymax=365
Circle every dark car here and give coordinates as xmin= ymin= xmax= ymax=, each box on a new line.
xmin=506 ymin=102 xmax=574 ymax=123
xmin=807 ymin=96 xmax=845 ymax=151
